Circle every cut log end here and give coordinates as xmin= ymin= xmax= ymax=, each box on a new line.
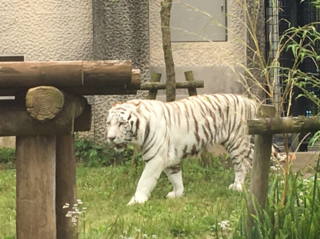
xmin=26 ymin=86 xmax=64 ymax=121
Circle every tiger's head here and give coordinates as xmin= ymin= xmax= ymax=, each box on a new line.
xmin=106 ymin=101 xmax=140 ymax=152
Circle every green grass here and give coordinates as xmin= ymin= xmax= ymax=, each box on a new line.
xmin=0 ymin=158 xmax=243 ymax=238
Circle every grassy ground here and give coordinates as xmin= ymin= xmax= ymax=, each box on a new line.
xmin=0 ymin=158 xmax=244 ymax=239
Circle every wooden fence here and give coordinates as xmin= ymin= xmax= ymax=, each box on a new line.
xmin=247 ymin=105 xmax=320 ymax=227
xmin=141 ymin=71 xmax=204 ymax=100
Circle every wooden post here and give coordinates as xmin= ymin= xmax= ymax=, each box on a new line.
xmin=184 ymin=71 xmax=198 ymax=96
xmin=248 ymin=105 xmax=275 ymax=226
xmin=16 ymin=136 xmax=57 ymax=239
xmin=160 ymin=0 xmax=176 ymax=102
xmin=147 ymin=73 xmax=162 ymax=100
xmin=56 ymin=135 xmax=78 ymax=239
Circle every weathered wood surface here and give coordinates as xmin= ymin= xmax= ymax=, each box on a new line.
xmin=160 ymin=0 xmax=176 ymax=102
xmin=16 ymin=135 xmax=57 ymax=239
xmin=0 ymin=60 xmax=140 ymax=95
xmin=131 ymin=68 xmax=141 ymax=89
xmin=0 ymin=86 xmax=138 ymax=96
xmin=184 ymin=71 xmax=198 ymax=96
xmin=56 ymin=135 xmax=78 ymax=239
xmin=247 ymin=116 xmax=320 ymax=135
xmin=26 ymin=86 xmax=65 ymax=121
xmin=0 ymin=100 xmax=90 ymax=136
xmin=141 ymin=80 xmax=204 ymax=90
xmin=248 ymin=105 xmax=275 ymax=225
xmin=73 ymin=104 xmax=92 ymax=132
xmin=146 ymin=73 xmax=162 ymax=100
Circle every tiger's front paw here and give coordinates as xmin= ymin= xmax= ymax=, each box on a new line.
xmin=127 ymin=194 xmax=148 ymax=205
xmin=229 ymin=182 xmax=243 ymax=192
xmin=166 ymin=190 xmax=184 ymax=199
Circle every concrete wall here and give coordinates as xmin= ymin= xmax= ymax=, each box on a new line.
xmin=0 ymin=0 xmax=93 ymax=147
xmin=149 ymin=0 xmax=247 ymax=101
xmin=0 ymin=0 xmax=248 ymax=146
xmin=91 ymin=0 xmax=150 ymax=145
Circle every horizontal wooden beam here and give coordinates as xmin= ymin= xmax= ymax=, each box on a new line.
xmin=247 ymin=116 xmax=320 ymax=135
xmin=140 ymin=81 xmax=204 ymax=90
xmin=0 ymin=100 xmax=91 ymax=136
xmin=0 ymin=61 xmax=140 ymax=95
xmin=0 ymin=87 xmax=137 ymax=96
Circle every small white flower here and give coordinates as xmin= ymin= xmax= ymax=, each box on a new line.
xmin=299 ymin=192 xmax=303 ymax=196
xmin=136 ymin=228 xmax=141 ymax=233
xmin=218 ymin=220 xmax=230 ymax=230
xmin=152 ymin=235 xmax=157 ymax=239
xmin=142 ymin=234 xmax=148 ymax=238
xmin=66 ymin=211 xmax=73 ymax=217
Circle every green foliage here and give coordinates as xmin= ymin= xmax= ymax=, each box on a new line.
xmin=74 ymin=133 xmax=137 ymax=167
xmin=232 ymin=158 xmax=320 ymax=239
xmin=0 ymin=147 xmax=15 ymax=164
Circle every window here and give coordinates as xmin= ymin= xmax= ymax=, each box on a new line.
xmin=170 ymin=0 xmax=227 ymax=42
xmin=0 ymin=55 xmax=24 ymax=62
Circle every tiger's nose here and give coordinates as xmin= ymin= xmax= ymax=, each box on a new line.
xmin=107 ymin=136 xmax=116 ymax=142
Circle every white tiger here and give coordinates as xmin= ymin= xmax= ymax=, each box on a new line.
xmin=106 ymin=93 xmax=265 ymax=205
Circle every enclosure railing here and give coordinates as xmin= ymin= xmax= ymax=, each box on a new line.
xmin=247 ymin=105 xmax=320 ymax=227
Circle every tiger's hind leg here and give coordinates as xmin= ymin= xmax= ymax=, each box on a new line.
xmin=226 ymin=137 xmax=253 ymax=192
xmin=164 ymin=164 xmax=184 ymax=199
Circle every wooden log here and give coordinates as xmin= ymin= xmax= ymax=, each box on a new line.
xmin=0 ymin=101 xmax=90 ymax=136
xmin=25 ymin=87 xmax=85 ymax=121
xmin=16 ymin=135 xmax=57 ymax=239
xmin=130 ymin=69 xmax=141 ymax=89
xmin=26 ymin=86 xmax=65 ymax=121
xmin=141 ymin=80 xmax=204 ymax=90
xmin=146 ymin=73 xmax=162 ymax=100
xmin=0 ymin=60 xmax=136 ymax=87
xmin=184 ymin=71 xmax=198 ymax=96
xmin=56 ymin=135 xmax=78 ymax=239
xmin=248 ymin=105 xmax=275 ymax=227
xmin=247 ymin=116 xmax=320 ymax=135
xmin=0 ymin=86 xmax=138 ymax=96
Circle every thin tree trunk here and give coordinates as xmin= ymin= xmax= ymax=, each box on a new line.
xmin=160 ymin=0 xmax=176 ymax=102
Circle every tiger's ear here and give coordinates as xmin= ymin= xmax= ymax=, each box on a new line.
xmin=112 ymin=101 xmax=121 ymax=107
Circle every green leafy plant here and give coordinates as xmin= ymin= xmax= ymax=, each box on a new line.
xmin=0 ymin=147 xmax=15 ymax=164
xmin=74 ymin=133 xmax=136 ymax=167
